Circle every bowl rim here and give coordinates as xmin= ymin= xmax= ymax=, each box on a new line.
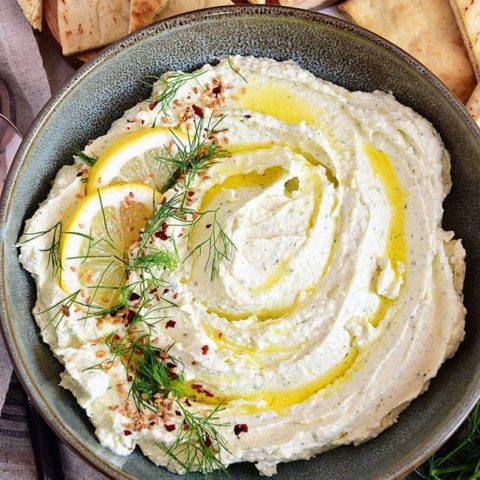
xmin=1 ymin=5 xmax=480 ymax=480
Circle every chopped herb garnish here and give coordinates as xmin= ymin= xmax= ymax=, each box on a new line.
xmin=20 ymin=221 xmax=63 ymax=279
xmin=160 ymin=402 xmax=231 ymax=476
xmin=73 ymin=148 xmax=98 ymax=167
xmin=187 ymin=208 xmax=236 ymax=281
xmin=128 ymin=250 xmax=178 ymax=272
xmin=24 ymin=89 xmax=236 ymax=476
xmin=227 ymin=55 xmax=248 ymax=84
xmin=150 ymin=70 xmax=206 ymax=116
xmin=411 ymin=402 xmax=480 ymax=480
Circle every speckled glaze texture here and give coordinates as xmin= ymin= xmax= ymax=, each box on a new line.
xmin=1 ymin=6 xmax=480 ymax=480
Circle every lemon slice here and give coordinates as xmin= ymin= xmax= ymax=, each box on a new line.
xmin=87 ymin=127 xmax=185 ymax=194
xmin=61 ymin=183 xmax=161 ymax=309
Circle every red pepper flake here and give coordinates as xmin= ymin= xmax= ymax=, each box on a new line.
xmin=192 ymin=104 xmax=204 ymax=118
xmin=61 ymin=305 xmax=70 ymax=317
xmin=173 ymin=293 xmax=179 ymax=300
xmin=154 ymin=231 xmax=169 ymax=241
xmin=126 ymin=310 xmax=136 ymax=323
xmin=204 ymin=390 xmax=214 ymax=398
xmin=212 ymin=86 xmax=221 ymax=96
xmin=166 ymin=362 xmax=176 ymax=369
xmin=175 ymin=410 xmax=181 ymax=416
xmin=164 ymin=424 xmax=176 ymax=432
xmin=234 ymin=424 xmax=248 ymax=436
xmin=129 ymin=292 xmax=141 ymax=301
xmin=191 ymin=383 xmax=203 ymax=391
xmin=187 ymin=190 xmax=195 ymax=197
xmin=114 ymin=334 xmax=121 ymax=341
xmin=201 ymin=345 xmax=209 ymax=355
xmin=205 ymin=435 xmax=212 ymax=448
xmin=206 ymin=224 xmax=212 ymax=229
xmin=163 ymin=288 xmax=170 ymax=295
xmin=76 ymin=171 xmax=83 ymax=177
xmin=149 ymin=101 xmax=158 ymax=110
xmin=154 ymin=222 xmax=169 ymax=241
xmin=243 ymin=114 xmax=252 ymax=119
xmin=191 ymin=360 xmax=198 ymax=366
xmin=124 ymin=430 xmax=132 ymax=436
xmin=166 ymin=320 xmax=176 ymax=329
xmin=127 ymin=375 xmax=133 ymax=382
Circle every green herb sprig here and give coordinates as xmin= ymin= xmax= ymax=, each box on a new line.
xmin=20 ymin=221 xmax=63 ymax=279
xmin=411 ymin=402 xmax=480 ymax=480
xmin=26 ymin=79 xmax=237 ymax=476
xmin=227 ymin=55 xmax=248 ymax=84
xmin=73 ymin=148 xmax=98 ymax=167
xmin=160 ymin=402 xmax=231 ymax=477
xmin=150 ymin=71 xmax=206 ymax=116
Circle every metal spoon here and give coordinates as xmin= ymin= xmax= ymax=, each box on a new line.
xmin=0 ymin=112 xmax=64 ymax=480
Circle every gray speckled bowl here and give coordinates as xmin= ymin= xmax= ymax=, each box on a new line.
xmin=1 ymin=6 xmax=480 ymax=480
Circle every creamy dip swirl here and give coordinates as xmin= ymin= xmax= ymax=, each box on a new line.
xmin=20 ymin=57 xmax=466 ymax=476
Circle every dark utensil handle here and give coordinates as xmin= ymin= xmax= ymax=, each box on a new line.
xmin=22 ymin=391 xmax=64 ymax=480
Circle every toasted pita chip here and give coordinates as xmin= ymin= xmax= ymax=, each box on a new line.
xmin=16 ymin=0 xmax=42 ymax=30
xmin=450 ymin=0 xmax=480 ymax=81
xmin=57 ymin=0 xmax=130 ymax=56
xmin=129 ymin=0 xmax=169 ymax=33
xmin=339 ymin=0 xmax=476 ymax=103
xmin=467 ymin=83 xmax=480 ymax=123
xmin=154 ymin=0 xmax=234 ymax=20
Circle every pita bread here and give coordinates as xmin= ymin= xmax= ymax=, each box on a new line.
xmin=129 ymin=0 xmax=169 ymax=33
xmin=57 ymin=0 xmax=130 ymax=56
xmin=450 ymin=0 xmax=480 ymax=81
xmin=467 ymin=83 xmax=480 ymax=123
xmin=16 ymin=0 xmax=42 ymax=30
xmin=154 ymin=0 xmax=234 ymax=21
xmin=339 ymin=0 xmax=476 ymax=103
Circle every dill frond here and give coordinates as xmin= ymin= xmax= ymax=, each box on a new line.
xmin=412 ymin=402 xmax=480 ymax=480
xmin=227 ymin=55 xmax=247 ymax=84
xmin=129 ymin=250 xmax=178 ymax=272
xmin=151 ymin=70 xmax=206 ymax=116
xmin=187 ymin=209 xmax=236 ymax=281
xmin=73 ymin=148 xmax=98 ymax=167
xmin=20 ymin=221 xmax=63 ymax=279
xmin=160 ymin=402 xmax=231 ymax=477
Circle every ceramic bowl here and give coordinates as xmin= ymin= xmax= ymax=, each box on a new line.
xmin=1 ymin=6 xmax=480 ymax=480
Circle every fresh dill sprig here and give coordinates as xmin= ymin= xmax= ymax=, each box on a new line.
xmin=160 ymin=402 xmax=231 ymax=476
xmin=187 ymin=209 xmax=236 ymax=281
xmin=151 ymin=71 xmax=205 ymax=116
xmin=37 ymin=289 xmax=80 ymax=331
xmin=73 ymin=148 xmax=98 ymax=167
xmin=99 ymin=331 xmax=231 ymax=474
xmin=411 ymin=402 xmax=480 ymax=480
xmin=155 ymin=114 xmax=231 ymax=198
xmin=20 ymin=221 xmax=63 ymax=278
xmin=129 ymin=250 xmax=178 ymax=272
xmin=148 ymin=113 xmax=235 ymax=280
xmin=135 ymin=115 xmax=235 ymax=281
xmin=227 ymin=55 xmax=247 ymax=84
xmin=129 ymin=342 xmax=185 ymax=411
